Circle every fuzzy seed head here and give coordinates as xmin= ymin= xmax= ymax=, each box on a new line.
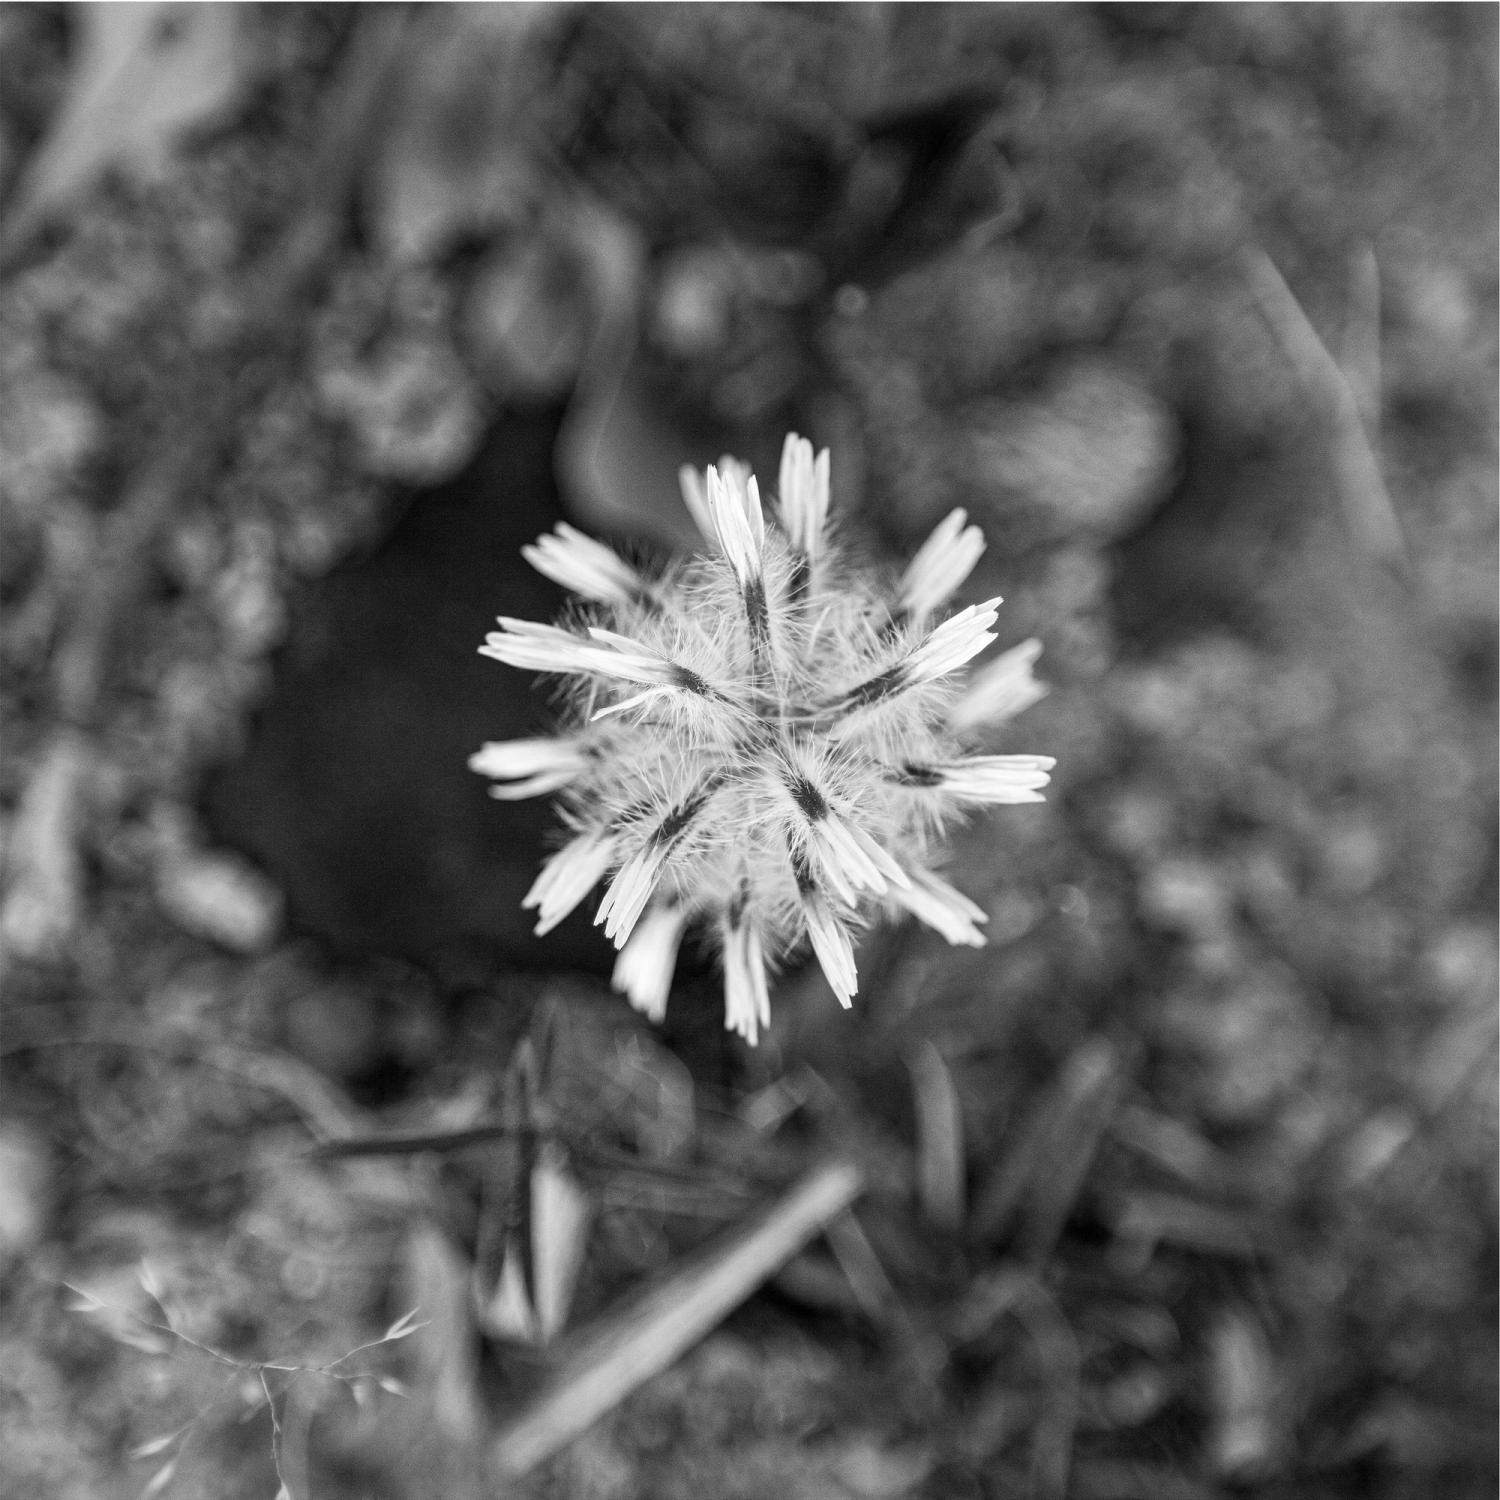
xmin=474 ymin=436 xmax=1053 ymax=1041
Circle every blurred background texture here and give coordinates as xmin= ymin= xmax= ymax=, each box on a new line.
xmin=0 ymin=6 xmax=1495 ymax=1499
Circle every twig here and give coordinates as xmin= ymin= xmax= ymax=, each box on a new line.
xmin=489 ymin=1156 xmax=864 ymax=1476
xmin=67 ymin=1279 xmax=424 ymax=1500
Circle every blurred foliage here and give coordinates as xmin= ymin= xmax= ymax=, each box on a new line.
xmin=0 ymin=5 xmax=1495 ymax=1500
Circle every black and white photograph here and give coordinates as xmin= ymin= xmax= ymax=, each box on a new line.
xmin=1 ymin=5 xmax=1495 ymax=1497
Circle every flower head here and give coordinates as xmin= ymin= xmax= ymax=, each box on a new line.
xmin=473 ymin=436 xmax=1051 ymax=1041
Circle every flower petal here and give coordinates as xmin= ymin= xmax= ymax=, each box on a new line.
xmin=888 ymin=868 xmax=989 ymax=947
xmin=806 ymin=812 xmax=910 ymax=902
xmin=904 ymin=597 xmax=1003 ymax=684
xmin=612 ymin=903 xmax=687 ymax=1022
xmin=777 ymin=433 xmax=830 ymax=560
xmin=948 ymin=638 xmax=1048 ymax=731
xmin=897 ymin=754 xmax=1055 ymax=804
xmin=595 ymin=842 xmax=669 ymax=948
xmin=803 ymin=894 xmax=857 ymax=1007
xmin=468 ymin=737 xmax=587 ymax=799
xmin=524 ymin=833 xmax=615 ymax=936
xmin=480 ymin=619 xmax=605 ymax=675
xmin=706 ymin=464 xmax=766 ymax=586
xmin=678 ymin=464 xmax=716 ymax=540
xmin=899 ymin=509 xmax=986 ymax=620
xmin=522 ymin=524 xmax=644 ymax=606
xmin=722 ymin=914 xmax=771 ymax=1045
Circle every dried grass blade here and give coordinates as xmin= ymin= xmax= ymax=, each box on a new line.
xmin=489 ymin=1156 xmax=863 ymax=1475
xmin=1242 ymin=247 xmax=1407 ymax=569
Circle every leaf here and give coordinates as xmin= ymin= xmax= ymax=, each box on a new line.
xmin=130 ymin=1433 xmax=177 ymax=1460
xmin=8 ymin=2 xmax=249 ymax=242
xmin=375 ymin=1375 xmax=408 ymax=1399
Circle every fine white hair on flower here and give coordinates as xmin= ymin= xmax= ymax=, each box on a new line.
xmin=471 ymin=434 xmax=1052 ymax=1042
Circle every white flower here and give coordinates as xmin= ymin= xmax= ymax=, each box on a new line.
xmin=468 ymin=738 xmax=588 ymax=800
xmin=949 ymin=638 xmax=1048 ymax=731
xmin=899 ymin=509 xmax=986 ymax=620
xmin=722 ymin=913 xmax=771 ymax=1045
xmin=777 ymin=433 xmax=830 ymax=562
xmin=522 ymin=831 xmax=616 ymax=936
xmin=612 ymin=903 xmax=687 ymax=1022
xmin=522 ymin=523 xmax=645 ymax=607
xmin=474 ymin=438 xmax=1050 ymax=1042
xmin=888 ymin=868 xmax=989 ymax=947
